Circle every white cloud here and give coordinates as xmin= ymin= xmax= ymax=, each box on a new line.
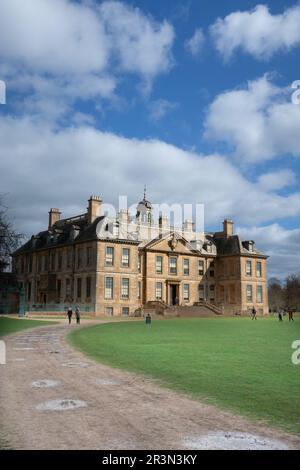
xmin=257 ymin=169 xmax=296 ymax=192
xmin=204 ymin=75 xmax=300 ymax=163
xmin=148 ymin=99 xmax=178 ymax=121
xmin=237 ymin=224 xmax=300 ymax=278
xmin=99 ymin=1 xmax=175 ymax=92
xmin=210 ymin=4 xmax=300 ymax=60
xmin=185 ymin=28 xmax=205 ymax=56
xmin=2 ymin=117 xmax=300 ymax=238
xmin=0 ymin=0 xmax=175 ymax=116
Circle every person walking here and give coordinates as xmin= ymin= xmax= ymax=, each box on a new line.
xmin=67 ymin=307 xmax=73 ymax=325
xmin=278 ymin=310 xmax=283 ymax=322
xmin=288 ymin=309 xmax=294 ymax=322
xmin=251 ymin=306 xmax=257 ymax=320
xmin=145 ymin=313 xmax=152 ymax=327
xmin=75 ymin=306 xmax=81 ymax=325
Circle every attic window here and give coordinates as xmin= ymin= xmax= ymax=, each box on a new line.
xmin=105 ymin=224 xmax=109 ymax=231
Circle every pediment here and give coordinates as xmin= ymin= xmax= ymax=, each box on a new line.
xmin=144 ymin=232 xmax=195 ymax=254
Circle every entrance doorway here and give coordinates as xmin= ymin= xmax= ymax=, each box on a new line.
xmin=169 ymin=284 xmax=179 ymax=306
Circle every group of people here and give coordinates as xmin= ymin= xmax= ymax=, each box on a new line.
xmin=67 ymin=306 xmax=81 ymax=325
xmin=251 ymin=306 xmax=295 ymax=322
xmin=277 ymin=309 xmax=294 ymax=322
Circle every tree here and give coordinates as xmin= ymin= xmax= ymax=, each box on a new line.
xmin=285 ymin=274 xmax=300 ymax=311
xmin=0 ymin=196 xmax=23 ymax=272
xmin=268 ymin=277 xmax=284 ymax=311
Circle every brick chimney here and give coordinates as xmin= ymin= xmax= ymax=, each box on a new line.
xmin=88 ymin=196 xmax=102 ymax=224
xmin=48 ymin=208 xmax=61 ymax=230
xmin=223 ymin=219 xmax=234 ymax=237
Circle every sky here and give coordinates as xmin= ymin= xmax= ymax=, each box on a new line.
xmin=1 ymin=0 xmax=300 ymax=278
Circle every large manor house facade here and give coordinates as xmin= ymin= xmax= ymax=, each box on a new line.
xmin=12 ymin=194 xmax=268 ymax=316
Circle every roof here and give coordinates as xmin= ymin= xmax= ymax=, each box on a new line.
xmin=213 ymin=234 xmax=267 ymax=258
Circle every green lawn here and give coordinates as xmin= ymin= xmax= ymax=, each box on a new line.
xmin=0 ymin=316 xmax=54 ymax=337
xmin=69 ymin=317 xmax=300 ymax=434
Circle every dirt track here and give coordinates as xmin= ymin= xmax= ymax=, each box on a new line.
xmin=1 ymin=322 xmax=300 ymax=450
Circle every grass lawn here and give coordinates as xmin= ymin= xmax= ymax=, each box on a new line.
xmin=0 ymin=316 xmax=55 ymax=337
xmin=69 ymin=316 xmax=300 ymax=435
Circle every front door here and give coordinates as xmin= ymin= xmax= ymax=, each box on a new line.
xmin=170 ymin=284 xmax=178 ymax=306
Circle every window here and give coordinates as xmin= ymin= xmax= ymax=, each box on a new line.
xmin=28 ymin=256 xmax=33 ymax=273
xmin=67 ymin=249 xmax=72 ymax=268
xmin=51 ymin=252 xmax=55 ymax=271
xmin=169 ymin=257 xmax=177 ymax=275
xmin=86 ymin=277 xmax=91 ymax=299
xmin=105 ymin=307 xmax=113 ymax=316
xmin=20 ymin=258 xmax=24 ymax=274
xmin=77 ymin=248 xmax=83 ymax=268
xmin=156 ymin=282 xmax=163 ymax=300
xmin=246 ymin=284 xmax=253 ymax=302
xmin=37 ymin=257 xmax=42 ymax=273
xmin=246 ymin=260 xmax=252 ymax=276
xmin=66 ymin=278 xmax=71 ymax=296
xmin=198 ymin=284 xmax=204 ymax=301
xmin=257 ymin=285 xmax=263 ymax=303
xmin=122 ymin=307 xmax=129 ymax=316
xmin=86 ymin=247 xmax=92 ymax=266
xmin=57 ymin=279 xmax=61 ymax=299
xmin=183 ymin=259 xmax=189 ymax=276
xmin=138 ymin=255 xmax=141 ymax=272
xmin=105 ymin=246 xmax=114 ymax=266
xmin=122 ymin=248 xmax=130 ymax=267
xmin=77 ymin=278 xmax=82 ymax=299
xmin=183 ymin=284 xmax=190 ymax=301
xmin=105 ymin=277 xmax=113 ymax=299
xmin=27 ymin=282 xmax=32 ymax=301
xmin=256 ymin=261 xmax=262 ymax=278
xmin=57 ymin=252 xmax=62 ymax=270
xmin=210 ymin=284 xmax=215 ymax=300
xmin=137 ymin=281 xmax=141 ymax=299
xmin=156 ymin=256 xmax=163 ymax=274
xmin=121 ymin=278 xmax=130 ymax=299
xmin=198 ymin=260 xmax=204 ymax=276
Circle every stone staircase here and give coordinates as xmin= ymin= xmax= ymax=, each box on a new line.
xmin=142 ymin=300 xmax=222 ymax=317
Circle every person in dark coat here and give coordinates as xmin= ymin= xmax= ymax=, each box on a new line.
xmin=278 ymin=311 xmax=283 ymax=322
xmin=67 ymin=307 xmax=73 ymax=325
xmin=145 ymin=313 xmax=152 ymax=326
xmin=75 ymin=306 xmax=81 ymax=325
xmin=251 ymin=307 xmax=257 ymax=320
xmin=288 ymin=309 xmax=294 ymax=322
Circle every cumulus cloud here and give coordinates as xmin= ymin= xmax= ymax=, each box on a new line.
xmin=99 ymin=1 xmax=174 ymax=93
xmin=2 ymin=117 xmax=300 ymax=238
xmin=0 ymin=0 xmax=175 ymax=116
xmin=204 ymin=75 xmax=300 ymax=163
xmin=257 ymin=169 xmax=296 ymax=192
xmin=237 ymin=224 xmax=300 ymax=278
xmin=148 ymin=99 xmax=178 ymax=121
xmin=210 ymin=4 xmax=300 ymax=60
xmin=185 ymin=28 xmax=205 ymax=56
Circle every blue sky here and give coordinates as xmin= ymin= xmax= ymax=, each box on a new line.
xmin=1 ymin=0 xmax=300 ymax=277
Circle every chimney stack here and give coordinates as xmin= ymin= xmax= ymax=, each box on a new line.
xmin=88 ymin=196 xmax=102 ymax=224
xmin=183 ymin=219 xmax=194 ymax=232
xmin=119 ymin=209 xmax=129 ymax=224
xmin=223 ymin=219 xmax=234 ymax=237
xmin=48 ymin=208 xmax=61 ymax=230
xmin=159 ymin=215 xmax=169 ymax=234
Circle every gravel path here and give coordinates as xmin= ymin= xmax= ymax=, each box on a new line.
xmin=1 ymin=322 xmax=299 ymax=450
